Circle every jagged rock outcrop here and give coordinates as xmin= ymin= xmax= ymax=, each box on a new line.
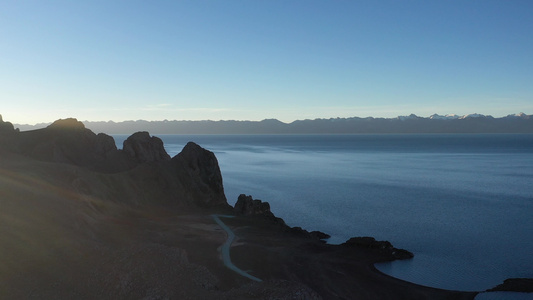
xmin=0 ymin=114 xmax=17 ymax=151
xmin=4 ymin=118 xmax=174 ymax=173
xmin=95 ymin=133 xmax=118 ymax=158
xmin=233 ymin=194 xmax=331 ymax=241
xmin=172 ymin=142 xmax=228 ymax=207
xmin=342 ymin=237 xmax=414 ymax=260
xmin=1 ymin=116 xmax=231 ymax=208
xmin=123 ymin=131 xmax=170 ymax=163
xmin=234 ymin=194 xmax=275 ymax=217
xmin=487 ymin=278 xmax=533 ymax=293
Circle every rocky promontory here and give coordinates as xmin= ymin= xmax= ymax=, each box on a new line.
xmin=487 ymin=278 xmax=533 ymax=293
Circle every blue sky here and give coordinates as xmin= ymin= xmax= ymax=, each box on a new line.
xmin=1 ymin=0 xmax=532 ymax=124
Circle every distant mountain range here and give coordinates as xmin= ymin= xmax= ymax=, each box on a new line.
xmin=14 ymin=113 xmax=533 ymax=134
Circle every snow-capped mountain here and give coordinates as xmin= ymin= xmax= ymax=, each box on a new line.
xmin=429 ymin=114 xmax=461 ymax=120
xmin=459 ymin=113 xmax=488 ymax=119
xmin=504 ymin=112 xmax=529 ymax=119
xmin=401 ymin=113 xmax=490 ymax=120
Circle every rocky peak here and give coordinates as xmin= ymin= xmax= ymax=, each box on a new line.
xmin=94 ymin=133 xmax=118 ymax=157
xmin=0 ymin=115 xmax=15 ymax=133
xmin=1 ymin=117 xmax=125 ymax=171
xmin=47 ymin=118 xmax=86 ymax=131
xmin=397 ymin=114 xmax=421 ymax=121
xmin=172 ymin=142 xmax=227 ymax=207
xmin=505 ymin=112 xmax=530 ymax=119
xmin=123 ymin=131 xmax=170 ymax=163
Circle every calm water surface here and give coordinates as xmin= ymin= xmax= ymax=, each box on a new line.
xmin=114 ymin=134 xmax=533 ymax=296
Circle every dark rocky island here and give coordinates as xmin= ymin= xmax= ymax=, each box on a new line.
xmin=0 ymin=115 xmax=490 ymax=299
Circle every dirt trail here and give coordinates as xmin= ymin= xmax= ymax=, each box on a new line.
xmin=212 ymin=214 xmax=262 ymax=282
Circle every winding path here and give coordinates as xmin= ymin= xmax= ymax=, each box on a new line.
xmin=211 ymin=214 xmax=262 ymax=282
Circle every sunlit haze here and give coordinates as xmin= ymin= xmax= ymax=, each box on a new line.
xmin=1 ymin=1 xmax=532 ymax=124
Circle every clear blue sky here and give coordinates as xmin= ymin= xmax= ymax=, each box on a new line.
xmin=1 ymin=0 xmax=532 ymax=124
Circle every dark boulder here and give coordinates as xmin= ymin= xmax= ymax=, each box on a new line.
xmin=123 ymin=131 xmax=170 ymax=163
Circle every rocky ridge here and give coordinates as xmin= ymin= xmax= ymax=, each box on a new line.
xmin=0 ymin=117 xmax=228 ymax=208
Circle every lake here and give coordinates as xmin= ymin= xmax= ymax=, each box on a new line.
xmin=114 ymin=134 xmax=533 ymax=297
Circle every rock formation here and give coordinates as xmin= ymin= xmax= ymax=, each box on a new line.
xmin=6 ymin=118 xmax=126 ymax=171
xmin=234 ymin=194 xmax=275 ymax=217
xmin=95 ymin=133 xmax=118 ymax=158
xmin=233 ymin=194 xmax=332 ymax=241
xmin=0 ymin=117 xmax=229 ymax=209
xmin=123 ymin=131 xmax=170 ymax=163
xmin=172 ymin=142 xmax=228 ymax=207
xmin=47 ymin=117 xmax=86 ymax=130
xmin=487 ymin=278 xmax=533 ymax=293
xmin=0 ymin=114 xmax=17 ymax=150
xmin=343 ymin=236 xmax=414 ymax=260
xmin=0 ymin=114 xmax=15 ymax=132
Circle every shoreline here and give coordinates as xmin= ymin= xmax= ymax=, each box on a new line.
xmin=228 ymin=194 xmax=477 ymax=299
xmin=230 ymin=194 xmax=533 ymax=298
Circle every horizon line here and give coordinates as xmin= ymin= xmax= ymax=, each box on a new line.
xmin=7 ymin=112 xmax=531 ymax=126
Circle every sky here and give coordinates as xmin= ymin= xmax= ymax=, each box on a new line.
xmin=1 ymin=0 xmax=532 ymax=124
